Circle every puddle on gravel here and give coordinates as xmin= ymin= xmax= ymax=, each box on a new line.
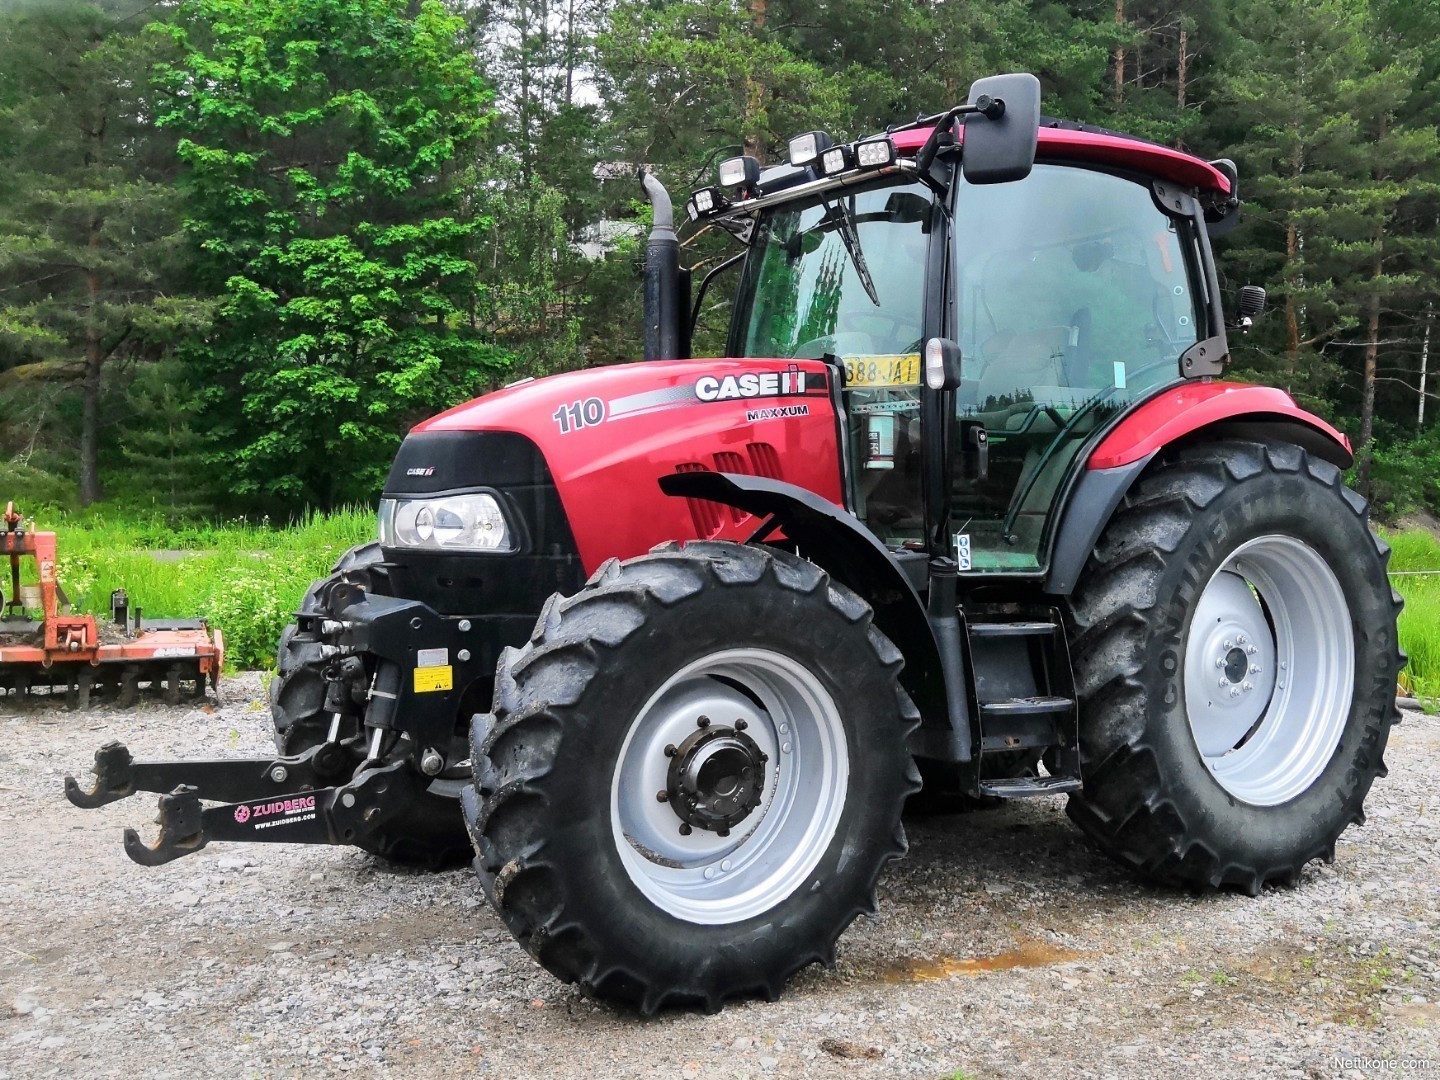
xmin=878 ymin=940 xmax=1085 ymax=983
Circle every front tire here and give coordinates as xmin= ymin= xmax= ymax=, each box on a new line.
xmin=1066 ymin=439 xmax=1403 ymax=893
xmin=463 ymin=541 xmax=919 ymax=1013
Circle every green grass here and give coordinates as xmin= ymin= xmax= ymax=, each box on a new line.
xmin=14 ymin=507 xmax=376 ymax=669
xmin=13 ymin=507 xmax=1440 ymax=684
xmin=1380 ymin=528 xmax=1440 ymax=700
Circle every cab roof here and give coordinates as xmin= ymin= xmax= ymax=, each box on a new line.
xmin=889 ymin=121 xmax=1233 ymax=195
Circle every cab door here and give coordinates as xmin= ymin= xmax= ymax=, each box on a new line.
xmin=948 ymin=164 xmax=1204 ymax=572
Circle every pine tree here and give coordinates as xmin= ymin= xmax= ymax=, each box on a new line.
xmin=0 ymin=0 xmax=204 ymax=505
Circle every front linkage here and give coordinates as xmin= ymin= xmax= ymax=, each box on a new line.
xmin=66 ymin=578 xmax=477 ymax=865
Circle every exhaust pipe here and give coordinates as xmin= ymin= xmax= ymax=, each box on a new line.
xmin=639 ymin=168 xmax=686 ymax=360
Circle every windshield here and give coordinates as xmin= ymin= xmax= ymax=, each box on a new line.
xmin=734 ymin=180 xmax=933 ymax=359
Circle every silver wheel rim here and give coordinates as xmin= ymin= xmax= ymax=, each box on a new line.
xmin=1184 ymin=534 xmax=1354 ymax=806
xmin=610 ymin=648 xmax=848 ymax=925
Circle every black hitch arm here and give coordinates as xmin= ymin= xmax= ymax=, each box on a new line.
xmin=118 ymin=760 xmax=422 ymax=866
xmin=122 ymin=784 xmax=340 ymax=865
xmin=64 ymin=740 xmax=352 ymax=809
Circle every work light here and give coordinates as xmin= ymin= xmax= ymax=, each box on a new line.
xmin=787 ymin=131 xmax=833 ymax=167
xmin=717 ymin=155 xmax=761 ymax=191
xmin=686 ymin=186 xmax=728 ymax=220
xmin=819 ymin=145 xmax=852 ymax=176
xmin=855 ymin=137 xmax=896 ymax=169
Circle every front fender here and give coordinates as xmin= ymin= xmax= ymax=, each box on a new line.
xmin=658 ymin=472 xmax=945 ymax=721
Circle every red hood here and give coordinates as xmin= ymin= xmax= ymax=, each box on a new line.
xmin=418 ymin=359 xmax=844 ymax=570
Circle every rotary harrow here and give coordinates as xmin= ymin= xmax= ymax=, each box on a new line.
xmin=0 ymin=503 xmax=222 ymax=707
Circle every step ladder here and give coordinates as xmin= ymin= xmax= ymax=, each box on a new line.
xmin=963 ymin=609 xmax=1081 ymax=798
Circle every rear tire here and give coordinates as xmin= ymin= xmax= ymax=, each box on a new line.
xmin=463 ymin=541 xmax=919 ymax=1013
xmin=1065 ymin=439 xmax=1403 ymax=893
xmin=269 ymin=541 xmax=469 ymax=868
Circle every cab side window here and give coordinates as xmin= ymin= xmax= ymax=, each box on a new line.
xmin=956 ymin=166 xmax=1199 ymax=411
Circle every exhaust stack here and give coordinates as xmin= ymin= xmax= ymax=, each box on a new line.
xmin=639 ymin=168 xmax=685 ymax=360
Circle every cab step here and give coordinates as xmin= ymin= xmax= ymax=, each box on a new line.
xmin=968 ymin=621 xmax=1057 ymax=638
xmin=964 ymin=606 xmax=1082 ymax=796
xmin=979 ymin=695 xmax=1073 ymax=717
xmin=978 ymin=775 xmax=1082 ymax=798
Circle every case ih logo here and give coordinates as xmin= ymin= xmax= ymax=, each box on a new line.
xmin=694 ymin=367 xmax=816 ymax=402
xmin=405 ymin=467 xmax=435 ymax=477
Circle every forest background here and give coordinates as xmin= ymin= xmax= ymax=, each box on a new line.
xmin=3 ymin=0 xmax=1440 ymax=520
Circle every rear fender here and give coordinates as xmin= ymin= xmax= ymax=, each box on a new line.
xmin=1045 ymin=382 xmax=1352 ymax=594
xmin=658 ymin=472 xmax=945 ymax=721
xmin=1086 ymin=382 xmax=1351 ymax=471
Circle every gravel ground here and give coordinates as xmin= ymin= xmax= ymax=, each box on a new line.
xmin=1 ymin=671 xmax=1437 ymax=1079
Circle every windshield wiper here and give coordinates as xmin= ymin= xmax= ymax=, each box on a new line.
xmin=821 ymin=196 xmax=880 ymax=306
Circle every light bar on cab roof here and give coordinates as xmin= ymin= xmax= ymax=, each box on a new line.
xmin=787 ymin=131 xmax=833 ymax=168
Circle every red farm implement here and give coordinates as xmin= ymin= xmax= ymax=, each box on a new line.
xmin=0 ymin=503 xmax=222 ymax=707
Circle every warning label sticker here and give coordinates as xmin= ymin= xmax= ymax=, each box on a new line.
xmin=414 ymin=665 xmax=454 ymax=693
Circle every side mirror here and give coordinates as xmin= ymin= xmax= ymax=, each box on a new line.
xmin=1237 ymin=285 xmax=1267 ymax=321
xmin=924 ymin=338 xmax=963 ymax=390
xmin=961 ymin=73 xmax=1041 ymax=185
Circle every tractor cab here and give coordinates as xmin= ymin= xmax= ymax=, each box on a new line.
xmin=687 ymin=73 xmax=1233 ymax=578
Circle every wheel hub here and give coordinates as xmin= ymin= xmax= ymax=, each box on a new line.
xmin=610 ymin=648 xmax=849 ymax=925
xmin=665 ymin=719 xmax=766 ymax=835
xmin=1184 ymin=569 xmax=1277 ymax=755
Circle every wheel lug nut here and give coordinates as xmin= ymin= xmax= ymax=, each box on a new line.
xmin=1250 ymin=665 xmax=1261 ymax=675
xmin=697 ymin=715 xmax=711 ymax=728
xmin=1246 ymin=646 xmax=1257 ymax=655
xmin=664 ymin=744 xmax=678 ymax=757
xmin=678 ymin=823 xmax=692 ymax=836
xmin=1215 ymin=657 xmax=1225 ymax=668
xmin=1229 ymin=688 xmax=1240 ymax=698
xmin=1242 ymin=682 xmax=1253 ymax=692
xmin=1236 ymin=634 xmax=1248 ymax=645
xmin=1223 ymin=639 xmax=1233 ymax=650
xmin=656 ymin=790 xmax=669 ymax=803
xmin=734 ymin=719 xmax=747 ymax=731
xmin=1218 ymin=679 xmax=1228 ymax=688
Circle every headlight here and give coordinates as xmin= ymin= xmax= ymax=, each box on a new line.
xmin=378 ymin=493 xmax=516 ymax=553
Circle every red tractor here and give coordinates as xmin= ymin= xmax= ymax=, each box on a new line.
xmin=67 ymin=74 xmax=1402 ymax=1014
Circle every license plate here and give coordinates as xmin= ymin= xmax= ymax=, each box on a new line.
xmin=842 ymin=354 xmax=921 ymax=388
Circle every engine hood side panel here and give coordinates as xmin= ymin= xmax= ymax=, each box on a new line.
xmin=412 ymin=359 xmax=844 ymax=572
